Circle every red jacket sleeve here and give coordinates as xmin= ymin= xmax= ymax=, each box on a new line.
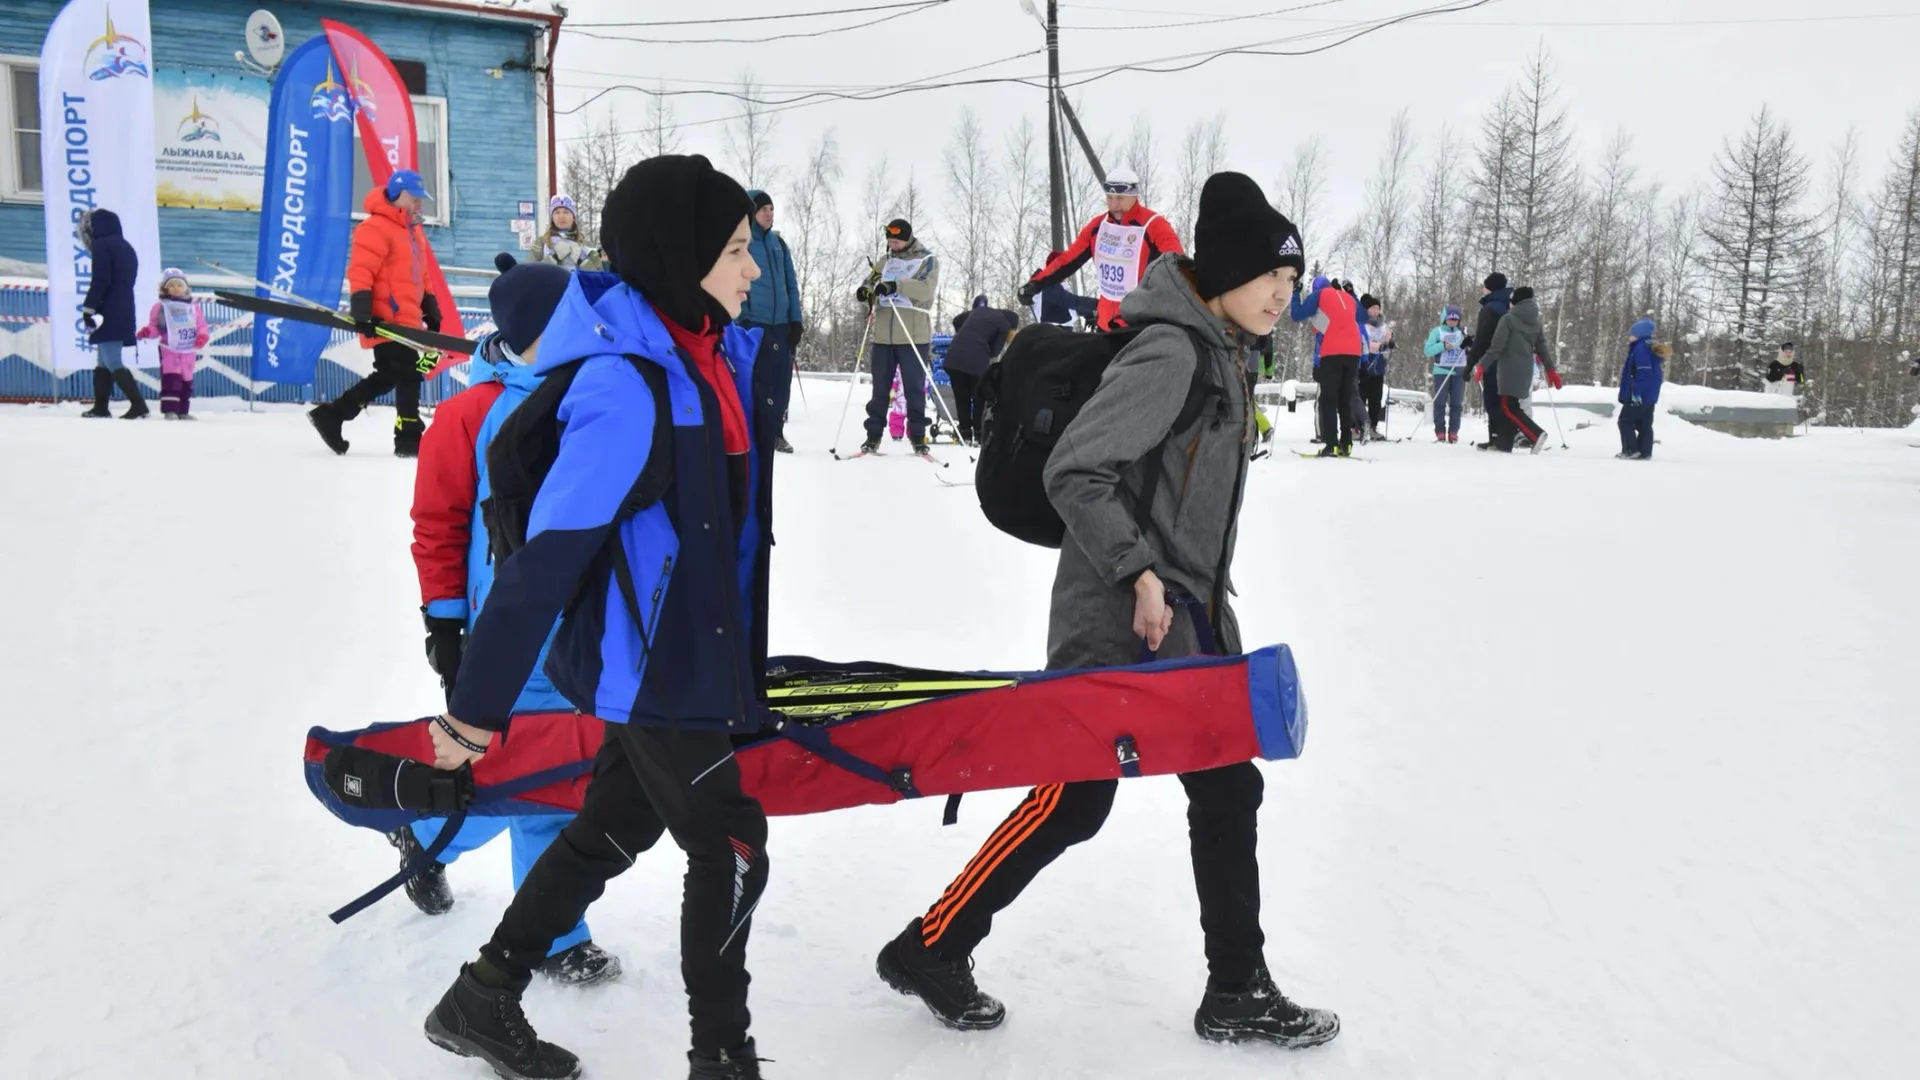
xmin=1029 ymin=214 xmax=1102 ymax=290
xmin=345 ymin=217 xmax=384 ymax=296
xmin=1145 ymin=213 xmax=1184 ymax=258
xmin=411 ymin=382 xmax=504 ymax=615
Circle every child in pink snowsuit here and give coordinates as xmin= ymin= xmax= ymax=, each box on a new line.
xmin=887 ymin=369 xmax=907 ymax=440
xmin=135 ymin=268 xmax=208 ymax=419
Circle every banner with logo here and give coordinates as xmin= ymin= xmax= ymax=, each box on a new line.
xmin=38 ymin=0 xmax=161 ymax=375
xmin=321 ymin=18 xmax=468 ymax=368
xmin=249 ymin=35 xmax=354 ymax=384
xmin=153 ymin=68 xmax=269 ymax=212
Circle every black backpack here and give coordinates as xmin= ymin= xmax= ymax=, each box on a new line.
xmin=975 ymin=321 xmax=1217 ymax=548
xmin=480 ymin=354 xmax=676 ymax=562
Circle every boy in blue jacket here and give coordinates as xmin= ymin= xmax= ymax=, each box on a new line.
xmin=419 ymin=156 xmax=774 ymax=1080
xmin=1617 ymin=317 xmax=1665 ymax=460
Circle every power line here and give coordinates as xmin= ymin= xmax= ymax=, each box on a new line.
xmin=566 ymin=2 xmax=948 ymax=45
xmin=1061 ymin=2 xmax=1920 ymax=29
xmin=554 ymin=0 xmax=1485 ymax=142
xmin=556 ymin=48 xmax=1045 ymax=119
xmin=571 ymin=1 xmax=944 ymax=29
xmin=1059 ymin=0 xmax=1356 ymax=32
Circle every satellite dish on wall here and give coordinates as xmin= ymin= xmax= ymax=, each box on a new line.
xmin=244 ymin=10 xmax=285 ymax=72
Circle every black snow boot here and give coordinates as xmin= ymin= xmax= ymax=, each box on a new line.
xmin=687 ymin=1037 xmax=766 ymax=1080
xmin=540 ymin=940 xmax=623 ymax=988
xmin=774 ymin=435 xmax=794 ymax=454
xmin=308 ymin=403 xmax=351 ymax=455
xmin=111 ymin=368 xmax=149 ymax=419
xmin=424 ymin=964 xmax=581 ymax=1080
xmin=394 ymin=415 xmax=425 ymax=458
xmin=81 ymin=367 xmax=112 ymax=417
xmin=859 ymin=435 xmax=882 ymax=454
xmin=876 ymin=919 xmax=1006 ymax=1031
xmin=387 ymin=826 xmax=454 ymax=915
xmin=1193 ymin=969 xmax=1340 ymax=1049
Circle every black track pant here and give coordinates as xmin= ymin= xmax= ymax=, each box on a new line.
xmin=917 ymin=762 xmax=1268 ymax=986
xmin=1360 ymin=370 xmax=1386 ymax=427
xmin=1316 ymin=354 xmax=1359 ymax=448
xmin=1495 ymin=394 xmax=1545 ymax=450
xmin=948 ymin=370 xmax=983 ymax=442
xmin=479 ymin=724 xmax=769 ymax=1053
xmin=333 ymin=341 xmax=422 ymax=421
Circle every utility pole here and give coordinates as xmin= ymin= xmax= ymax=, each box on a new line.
xmin=1046 ymin=0 xmax=1066 ymax=253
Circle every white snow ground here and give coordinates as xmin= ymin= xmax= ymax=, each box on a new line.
xmin=1 ymin=386 xmax=1916 ymax=1080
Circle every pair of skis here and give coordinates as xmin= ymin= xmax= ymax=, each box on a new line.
xmin=200 ymin=260 xmax=480 ymax=363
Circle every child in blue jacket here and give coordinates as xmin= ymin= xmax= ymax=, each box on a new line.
xmin=1617 ymin=317 xmax=1665 ymax=460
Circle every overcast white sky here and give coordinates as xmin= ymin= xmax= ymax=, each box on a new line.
xmin=548 ymin=0 xmax=1920 ymax=243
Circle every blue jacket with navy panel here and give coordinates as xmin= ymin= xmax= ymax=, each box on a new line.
xmin=447 ymin=272 xmax=770 ymax=734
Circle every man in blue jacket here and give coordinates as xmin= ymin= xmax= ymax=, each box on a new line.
xmin=77 ymin=208 xmax=148 ymax=419
xmin=420 ymin=155 xmax=774 ymax=1080
xmin=1617 ymin=317 xmax=1665 ymax=460
xmin=741 ymin=190 xmax=802 ymax=455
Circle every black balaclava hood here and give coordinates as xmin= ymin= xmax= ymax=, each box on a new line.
xmin=600 ymin=154 xmax=755 ymax=331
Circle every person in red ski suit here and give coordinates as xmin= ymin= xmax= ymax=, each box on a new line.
xmin=1017 ymin=166 xmax=1184 ymax=332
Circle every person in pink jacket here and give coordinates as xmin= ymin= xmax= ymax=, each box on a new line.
xmin=135 ymin=268 xmax=209 ymax=419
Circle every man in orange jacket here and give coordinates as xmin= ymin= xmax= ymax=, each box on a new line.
xmin=1017 ymin=167 xmax=1184 ymax=332
xmin=309 ymin=169 xmax=443 ymax=458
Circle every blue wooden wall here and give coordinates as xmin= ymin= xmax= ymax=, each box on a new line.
xmin=0 ymin=0 xmax=542 ymax=278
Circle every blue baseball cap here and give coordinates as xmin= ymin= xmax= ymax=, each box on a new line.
xmin=385 ymin=169 xmax=432 ymax=201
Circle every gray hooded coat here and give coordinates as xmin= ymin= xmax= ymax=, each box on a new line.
xmin=1041 ymin=254 xmax=1257 ymax=670
xmin=1482 ymin=292 xmax=1556 ymax=397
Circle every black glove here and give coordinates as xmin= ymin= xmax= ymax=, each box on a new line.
xmin=82 ymin=309 xmax=99 ymax=331
xmin=1017 ymin=281 xmax=1040 ymax=306
xmin=789 ymin=323 xmax=805 ymax=349
xmin=423 ymin=610 xmax=465 ymax=692
xmin=421 ymin=291 xmax=442 ymax=334
xmin=873 ymin=280 xmax=899 ymax=298
xmin=349 ymin=290 xmax=378 ymax=337
xmin=855 ymin=285 xmax=873 ymax=304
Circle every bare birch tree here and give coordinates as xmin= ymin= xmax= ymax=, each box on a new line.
xmin=943 ymin=108 xmax=997 ymax=304
xmin=723 ymin=72 xmax=779 ymax=189
xmin=1359 ymin=109 xmax=1417 ymax=297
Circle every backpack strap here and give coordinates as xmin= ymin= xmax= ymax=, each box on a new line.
xmin=1128 ymin=324 xmax=1218 ymax=539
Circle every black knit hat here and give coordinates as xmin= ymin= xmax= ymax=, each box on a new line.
xmin=751 ymin=190 xmax=774 ymax=210
xmin=489 ymin=252 xmax=572 ymax=353
xmin=1484 ymin=271 xmax=1508 ymax=291
xmin=1360 ymin=293 xmax=1380 ymax=311
xmin=600 ymin=154 xmax=755 ymax=330
xmin=1193 ymin=172 xmax=1304 ymax=300
xmin=885 ymin=218 xmax=914 ymax=245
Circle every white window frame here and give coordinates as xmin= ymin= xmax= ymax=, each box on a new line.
xmin=0 ymin=55 xmax=42 ymax=204
xmin=351 ymin=94 xmax=451 ymax=226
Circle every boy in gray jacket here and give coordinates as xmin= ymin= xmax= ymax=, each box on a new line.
xmin=875 ymin=172 xmax=1339 ymax=1052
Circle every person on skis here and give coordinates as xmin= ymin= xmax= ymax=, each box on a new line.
xmin=855 ymin=218 xmax=940 ymax=455
xmin=1018 ymin=166 xmax=1184 ymax=332
xmin=875 ymin=171 xmax=1339 ymax=1054
xmin=418 ymin=155 xmax=775 ymax=1080
xmin=1359 ymin=293 xmax=1394 ymax=440
xmin=1478 ymin=285 xmax=1562 ymax=453
xmin=1290 ymin=273 xmax=1367 ymax=456
xmin=1423 ymin=305 xmax=1469 ymax=442
xmin=308 ymin=169 xmax=443 ymax=458
xmin=740 ymin=190 xmax=803 ymax=455
xmin=945 ymin=294 xmax=1020 ymax=443
xmin=401 ymin=252 xmax=622 ymax=988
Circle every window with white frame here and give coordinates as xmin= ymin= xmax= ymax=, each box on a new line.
xmin=352 ymin=95 xmax=450 ymax=225
xmin=0 ymin=57 xmax=42 ymax=202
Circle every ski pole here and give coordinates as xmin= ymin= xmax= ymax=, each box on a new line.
xmin=888 ymin=302 xmax=975 ymax=462
xmin=1543 ymin=378 xmax=1568 ymax=449
xmin=198 ymin=259 xmax=459 ymax=360
xmin=829 ymin=304 xmax=876 ymax=458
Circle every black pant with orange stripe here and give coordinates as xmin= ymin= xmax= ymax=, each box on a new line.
xmin=918 ymin=763 xmax=1268 ymax=985
xmin=1494 ymin=394 xmax=1546 ymax=450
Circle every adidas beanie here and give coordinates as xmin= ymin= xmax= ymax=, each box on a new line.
xmin=1194 ymin=172 xmax=1304 ymax=300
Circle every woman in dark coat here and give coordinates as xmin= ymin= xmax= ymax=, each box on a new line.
xmin=78 ymin=208 xmax=147 ymax=419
